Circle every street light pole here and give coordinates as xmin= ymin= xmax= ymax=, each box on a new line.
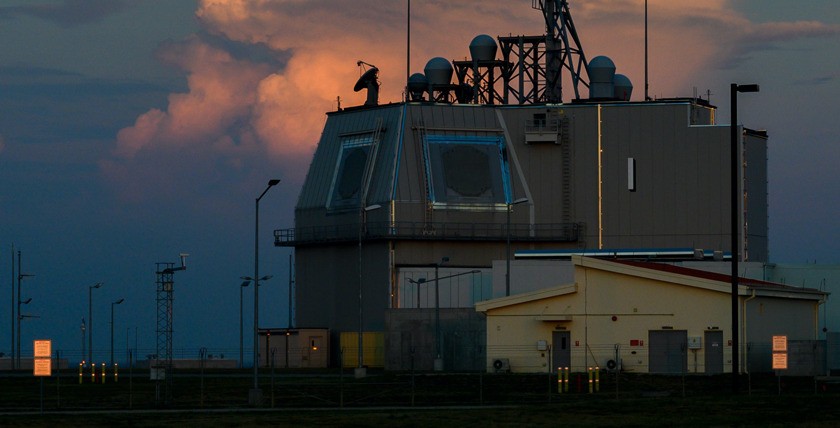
xmin=506 ymin=198 xmax=529 ymax=297
xmin=16 ymin=250 xmax=34 ymax=370
xmin=88 ymin=282 xmax=102 ymax=364
xmin=730 ymin=82 xmax=759 ymax=394
xmin=239 ymin=280 xmax=250 ymax=369
xmin=250 ymin=178 xmax=280 ymax=405
xmin=16 ymin=297 xmax=31 ymax=369
xmin=81 ymin=318 xmax=86 ymax=364
xmin=357 ymin=203 xmax=382 ymax=377
xmin=110 ymin=298 xmax=124 ymax=366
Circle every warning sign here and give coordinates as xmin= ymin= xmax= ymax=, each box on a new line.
xmin=772 ymin=335 xmax=787 ymax=352
xmin=33 ymin=339 xmax=52 ymax=377
xmin=772 ymin=352 xmax=788 ymax=370
xmin=34 ymin=340 xmax=51 ymax=358
xmin=34 ymin=358 xmax=52 ymax=376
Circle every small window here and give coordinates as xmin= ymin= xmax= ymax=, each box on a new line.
xmin=327 ymin=134 xmax=374 ymax=209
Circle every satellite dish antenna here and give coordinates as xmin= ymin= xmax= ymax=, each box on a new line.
xmin=354 ymin=63 xmax=380 ymax=106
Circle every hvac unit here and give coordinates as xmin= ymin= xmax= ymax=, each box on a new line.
xmin=492 ymin=358 xmax=510 ymax=373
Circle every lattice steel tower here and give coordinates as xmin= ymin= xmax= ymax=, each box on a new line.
xmin=498 ymin=0 xmax=590 ymax=104
xmin=154 ymin=254 xmax=187 ymax=405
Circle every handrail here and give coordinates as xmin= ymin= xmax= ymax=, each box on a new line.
xmin=275 ymin=221 xmax=579 ymax=246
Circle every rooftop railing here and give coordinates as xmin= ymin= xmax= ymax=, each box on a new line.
xmin=275 ymin=221 xmax=580 ymax=246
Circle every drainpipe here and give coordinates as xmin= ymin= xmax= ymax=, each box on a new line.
xmin=741 ymin=289 xmax=757 ymax=374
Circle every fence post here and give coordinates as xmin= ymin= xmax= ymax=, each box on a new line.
xmin=114 ymin=363 xmax=119 ymax=383
xmin=79 ymin=362 xmax=83 ymax=384
xmin=101 ymin=363 xmax=106 ymax=384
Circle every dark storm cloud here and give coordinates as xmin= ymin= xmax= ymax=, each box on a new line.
xmin=0 ymin=0 xmax=134 ymax=28
xmin=0 ymin=65 xmax=175 ymax=143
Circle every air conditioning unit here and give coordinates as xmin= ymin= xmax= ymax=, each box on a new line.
xmin=492 ymin=358 xmax=510 ymax=373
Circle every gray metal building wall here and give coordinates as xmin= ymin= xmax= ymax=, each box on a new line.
xmin=281 ymin=99 xmax=768 ymax=368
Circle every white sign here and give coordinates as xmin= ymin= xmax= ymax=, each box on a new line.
xmin=34 ymin=340 xmax=51 ymax=358
xmin=772 ymin=335 xmax=787 ymax=352
xmin=33 ymin=339 xmax=52 ymax=376
xmin=772 ymin=352 xmax=788 ymax=370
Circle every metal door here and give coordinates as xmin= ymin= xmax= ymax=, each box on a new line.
xmin=648 ymin=330 xmax=687 ymax=373
xmin=552 ymin=331 xmax=571 ymax=369
xmin=704 ymin=330 xmax=724 ymax=374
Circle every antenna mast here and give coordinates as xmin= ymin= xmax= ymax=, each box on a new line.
xmin=499 ymin=0 xmax=589 ymax=104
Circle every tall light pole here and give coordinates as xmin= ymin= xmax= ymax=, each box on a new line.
xmin=88 ymin=282 xmax=103 ymax=364
xmin=506 ymin=198 xmax=529 ymax=296
xmin=110 ymin=298 xmax=124 ymax=366
xmin=730 ymin=82 xmax=759 ymax=394
xmin=239 ymin=280 xmax=251 ymax=369
xmin=16 ymin=297 xmax=31 ymax=369
xmin=81 ymin=318 xmax=86 ymax=364
xmin=10 ymin=244 xmax=14 ymax=371
xmin=16 ymin=250 xmax=34 ymax=370
xmin=357 ymin=203 xmax=381 ymax=377
xmin=250 ymin=178 xmax=280 ymax=405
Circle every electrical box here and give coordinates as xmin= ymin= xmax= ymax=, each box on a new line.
xmin=537 ymin=340 xmax=548 ymax=351
xmin=688 ymin=337 xmax=702 ymax=349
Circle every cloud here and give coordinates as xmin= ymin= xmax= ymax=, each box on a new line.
xmin=109 ymin=0 xmax=840 ymax=206
xmin=0 ymin=0 xmax=133 ymax=28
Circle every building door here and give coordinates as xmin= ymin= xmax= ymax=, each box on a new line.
xmin=648 ymin=330 xmax=687 ymax=374
xmin=552 ymin=331 xmax=571 ymax=370
xmin=704 ymin=330 xmax=724 ymax=374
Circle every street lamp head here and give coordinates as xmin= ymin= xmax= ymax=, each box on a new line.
xmin=268 ymin=179 xmax=281 ymax=186
xmin=22 ymin=297 xmax=32 ymax=304
xmin=259 ymin=275 xmax=273 ymax=281
xmin=364 ymin=204 xmax=382 ymax=212
xmin=736 ymin=84 xmax=760 ymax=93
xmin=91 ymin=282 xmax=103 ymax=290
xmin=240 ymin=280 xmax=251 ymax=288
xmin=114 ymin=298 xmax=125 ymax=305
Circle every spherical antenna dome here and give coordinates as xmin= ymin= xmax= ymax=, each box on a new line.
xmin=469 ymin=34 xmax=497 ymax=62
xmin=588 ymin=55 xmax=616 ymax=83
xmin=613 ymin=74 xmax=633 ymax=101
xmin=407 ymin=72 xmax=428 ymax=93
xmin=424 ymin=57 xmax=453 ymax=86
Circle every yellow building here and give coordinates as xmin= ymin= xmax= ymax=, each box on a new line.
xmin=476 ymin=256 xmax=826 ymax=375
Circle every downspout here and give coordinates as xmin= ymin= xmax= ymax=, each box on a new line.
xmin=742 ymin=288 xmax=757 ymax=373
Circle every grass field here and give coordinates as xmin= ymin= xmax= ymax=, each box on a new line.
xmin=1 ymin=369 xmax=838 ymax=426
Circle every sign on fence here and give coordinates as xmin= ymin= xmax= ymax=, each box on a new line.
xmin=33 ymin=339 xmax=52 ymax=377
xmin=772 ymin=335 xmax=787 ymax=370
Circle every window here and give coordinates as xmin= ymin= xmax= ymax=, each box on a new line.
xmin=424 ymin=135 xmax=510 ymax=207
xmin=327 ymin=134 xmax=375 ymax=209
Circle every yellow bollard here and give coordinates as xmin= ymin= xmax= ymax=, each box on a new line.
xmin=90 ymin=363 xmax=95 ymax=383
xmin=114 ymin=363 xmax=119 ymax=383
xmin=101 ymin=363 xmax=106 ymax=384
xmin=588 ymin=367 xmax=593 ymax=393
xmin=594 ymin=366 xmax=600 ymax=392
xmin=557 ymin=367 xmax=563 ymax=393
xmin=79 ymin=362 xmax=84 ymax=384
xmin=564 ymin=367 xmax=570 ymax=392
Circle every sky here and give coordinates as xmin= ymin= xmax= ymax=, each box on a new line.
xmin=1 ymin=0 xmax=839 ymax=364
